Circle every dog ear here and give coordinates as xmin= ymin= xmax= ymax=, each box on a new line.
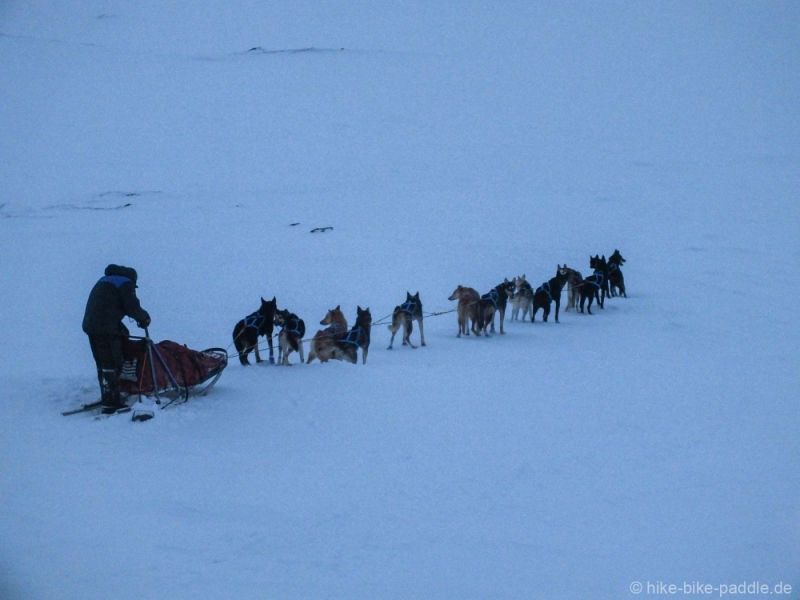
xmin=336 ymin=304 xmax=340 ymax=310
xmin=406 ymin=291 xmax=412 ymax=300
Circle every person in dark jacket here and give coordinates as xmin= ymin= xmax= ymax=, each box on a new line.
xmin=82 ymin=265 xmax=151 ymax=413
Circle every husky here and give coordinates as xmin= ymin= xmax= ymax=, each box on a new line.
xmin=232 ymin=296 xmax=277 ymax=365
xmin=388 ymin=291 xmax=426 ymax=349
xmin=531 ymin=265 xmax=569 ymax=323
xmin=562 ymin=265 xmax=583 ymax=312
xmin=510 ymin=275 xmax=533 ymax=321
xmin=607 ymin=249 xmax=627 ymax=297
xmin=579 ymin=255 xmax=608 ymax=314
xmin=477 ymin=279 xmax=515 ymax=335
xmin=448 ymin=285 xmax=480 ymax=337
xmin=333 ymin=306 xmax=372 ymax=364
xmin=273 ymin=308 xmax=306 ymax=365
xmin=306 ymin=305 xmax=348 ymax=364
xmin=609 ymin=249 xmax=626 ymax=266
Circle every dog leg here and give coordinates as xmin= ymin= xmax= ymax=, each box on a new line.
xmin=404 ymin=319 xmax=417 ymax=349
xmin=306 ymin=341 xmax=316 ymax=364
xmin=418 ymin=318 xmax=426 ymax=347
xmin=254 ymin=344 xmax=262 ymax=364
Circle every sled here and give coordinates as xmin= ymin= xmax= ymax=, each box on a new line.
xmin=120 ymin=334 xmax=228 ymax=408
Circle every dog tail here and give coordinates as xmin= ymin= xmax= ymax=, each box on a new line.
xmin=387 ymin=308 xmax=400 ymax=333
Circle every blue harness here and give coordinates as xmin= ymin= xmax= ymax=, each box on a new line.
xmin=244 ymin=311 xmax=265 ymax=331
xmin=282 ymin=317 xmax=304 ymax=337
xmin=537 ymin=282 xmax=552 ymax=303
xmin=586 ymin=270 xmax=604 ymax=288
xmin=399 ymin=300 xmax=418 ymax=315
xmin=340 ymin=327 xmax=362 ymax=346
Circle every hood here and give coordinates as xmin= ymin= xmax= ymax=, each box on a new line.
xmin=104 ymin=264 xmax=138 ymax=285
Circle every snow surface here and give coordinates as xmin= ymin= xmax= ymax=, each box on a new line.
xmin=1 ymin=2 xmax=799 ymax=598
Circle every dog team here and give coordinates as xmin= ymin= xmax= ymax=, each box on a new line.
xmin=233 ymin=250 xmax=626 ymax=366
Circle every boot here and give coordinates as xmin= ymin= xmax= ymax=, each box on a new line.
xmin=100 ymin=369 xmax=125 ymax=413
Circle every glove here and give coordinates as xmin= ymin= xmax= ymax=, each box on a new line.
xmin=137 ymin=315 xmax=151 ymax=329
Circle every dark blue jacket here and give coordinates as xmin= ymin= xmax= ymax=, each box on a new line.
xmin=82 ymin=265 xmax=150 ymax=336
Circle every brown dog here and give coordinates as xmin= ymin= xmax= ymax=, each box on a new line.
xmin=448 ymin=286 xmax=480 ymax=337
xmin=306 ymin=305 xmax=348 ymax=364
xmin=387 ymin=291 xmax=426 ymax=349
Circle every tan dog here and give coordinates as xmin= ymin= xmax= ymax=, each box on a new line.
xmin=448 ymin=285 xmax=480 ymax=337
xmin=306 ymin=305 xmax=348 ymax=364
xmin=387 ymin=291 xmax=426 ymax=349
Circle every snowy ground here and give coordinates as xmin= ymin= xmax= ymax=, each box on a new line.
xmin=1 ymin=2 xmax=799 ymax=599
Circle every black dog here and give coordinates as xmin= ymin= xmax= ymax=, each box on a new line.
xmin=607 ymin=249 xmax=627 ymax=297
xmin=274 ymin=308 xmax=306 ymax=365
xmin=579 ymin=256 xmax=608 ymax=314
xmin=388 ymin=292 xmax=425 ymax=349
xmin=491 ymin=279 xmax=515 ymax=334
xmin=477 ymin=279 xmax=515 ymax=336
xmin=531 ymin=265 xmax=569 ymax=323
xmin=335 ymin=306 xmax=372 ymax=364
xmin=232 ymin=296 xmax=277 ymax=365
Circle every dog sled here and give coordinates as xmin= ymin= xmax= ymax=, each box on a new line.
xmin=64 ymin=333 xmax=227 ymax=417
xmin=118 ymin=335 xmax=228 ymax=406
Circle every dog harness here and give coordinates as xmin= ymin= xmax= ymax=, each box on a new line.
xmin=399 ymin=300 xmax=418 ymax=315
xmin=282 ymin=316 xmax=304 ymax=338
xmin=340 ymin=327 xmax=362 ymax=346
xmin=586 ymin=270 xmax=604 ymax=288
xmin=482 ymin=289 xmax=499 ymax=310
xmin=537 ymin=282 xmax=553 ymax=303
xmin=243 ymin=311 xmax=266 ymax=331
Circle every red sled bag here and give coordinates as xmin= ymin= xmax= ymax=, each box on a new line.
xmin=120 ymin=337 xmax=227 ymax=406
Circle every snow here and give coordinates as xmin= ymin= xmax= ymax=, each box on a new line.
xmin=1 ymin=2 xmax=799 ymax=598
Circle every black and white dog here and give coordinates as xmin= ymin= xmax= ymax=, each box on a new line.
xmin=273 ymin=308 xmax=306 ymax=365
